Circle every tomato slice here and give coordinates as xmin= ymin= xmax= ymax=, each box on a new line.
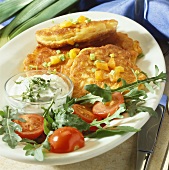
xmin=48 ymin=127 xmax=84 ymax=153
xmin=92 ymin=92 xmax=124 ymax=119
xmin=13 ymin=114 xmax=44 ymax=140
xmin=72 ymin=104 xmax=101 ymax=123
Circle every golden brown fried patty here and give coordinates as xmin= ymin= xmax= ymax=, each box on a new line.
xmin=23 ymin=45 xmax=73 ymax=76
xmin=69 ymin=44 xmax=146 ymax=98
xmin=109 ymin=32 xmax=143 ymax=63
xmin=35 ymin=19 xmax=118 ymax=48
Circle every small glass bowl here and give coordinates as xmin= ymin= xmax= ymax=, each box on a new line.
xmin=4 ymin=70 xmax=74 ymax=114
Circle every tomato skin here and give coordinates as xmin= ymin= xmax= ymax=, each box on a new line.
xmin=13 ymin=114 xmax=44 ymax=140
xmin=92 ymin=92 xmax=124 ymax=119
xmin=48 ymin=127 xmax=84 ymax=153
xmin=72 ymin=104 xmax=101 ymax=123
xmin=89 ymin=126 xmax=98 ymax=132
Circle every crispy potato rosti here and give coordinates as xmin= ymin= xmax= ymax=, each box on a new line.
xmin=109 ymin=32 xmax=143 ymax=63
xmin=69 ymin=44 xmax=146 ymax=98
xmin=36 ymin=18 xmax=118 ymax=48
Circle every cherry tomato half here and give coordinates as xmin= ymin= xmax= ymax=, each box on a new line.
xmin=13 ymin=114 xmax=44 ymax=140
xmin=48 ymin=127 xmax=84 ymax=153
xmin=72 ymin=104 xmax=101 ymax=123
xmin=92 ymin=92 xmax=124 ymax=119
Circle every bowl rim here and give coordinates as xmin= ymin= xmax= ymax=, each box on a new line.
xmin=4 ymin=70 xmax=74 ymax=105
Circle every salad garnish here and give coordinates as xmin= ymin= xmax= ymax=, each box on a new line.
xmin=0 ymin=66 xmax=167 ymax=161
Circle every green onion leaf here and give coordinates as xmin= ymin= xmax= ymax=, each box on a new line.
xmin=0 ymin=0 xmax=33 ymax=24
xmin=9 ymin=0 xmax=78 ymax=39
xmin=0 ymin=0 xmax=57 ymax=47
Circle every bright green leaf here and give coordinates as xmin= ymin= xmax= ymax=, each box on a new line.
xmin=87 ymin=126 xmax=140 ymax=138
xmin=76 ymin=93 xmax=103 ymax=104
xmin=84 ymin=84 xmax=112 ymax=102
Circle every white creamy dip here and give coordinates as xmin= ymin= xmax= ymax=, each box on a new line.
xmin=9 ymin=74 xmax=70 ymax=102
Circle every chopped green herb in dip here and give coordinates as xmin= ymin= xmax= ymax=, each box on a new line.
xmin=10 ymin=74 xmax=69 ymax=102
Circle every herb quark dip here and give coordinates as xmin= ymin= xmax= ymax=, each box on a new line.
xmin=9 ymin=74 xmax=70 ymax=102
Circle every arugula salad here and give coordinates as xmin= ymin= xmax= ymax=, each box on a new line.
xmin=0 ymin=66 xmax=166 ymax=161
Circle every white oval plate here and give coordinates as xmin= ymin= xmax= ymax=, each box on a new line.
xmin=0 ymin=11 xmax=166 ymax=165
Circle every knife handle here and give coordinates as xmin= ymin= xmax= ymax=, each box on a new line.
xmin=142 ymin=153 xmax=151 ymax=170
xmin=136 ymin=151 xmax=151 ymax=170
xmin=134 ymin=0 xmax=145 ymax=24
